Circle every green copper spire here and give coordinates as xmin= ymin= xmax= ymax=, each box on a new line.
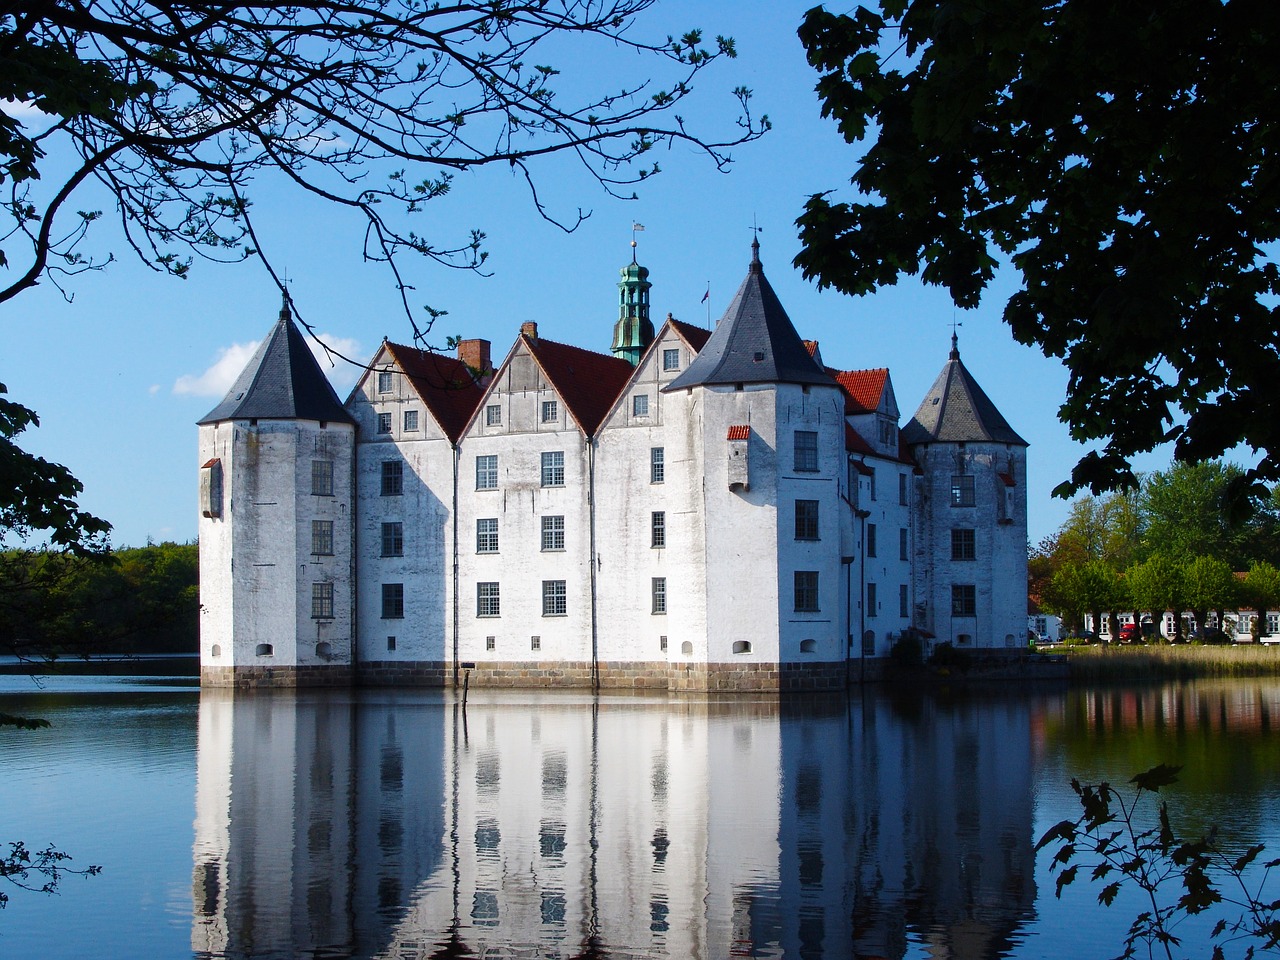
xmin=611 ymin=247 xmax=654 ymax=366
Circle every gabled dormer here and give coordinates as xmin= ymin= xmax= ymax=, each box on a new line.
xmin=828 ymin=366 xmax=901 ymax=458
xmin=346 ymin=339 xmax=487 ymax=444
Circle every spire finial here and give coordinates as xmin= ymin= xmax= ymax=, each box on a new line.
xmin=949 ymin=316 xmax=962 ymax=360
xmin=631 ymin=222 xmax=645 ymax=263
xmin=279 ymin=287 xmax=292 ymax=323
xmin=750 ymin=218 xmax=763 ymax=270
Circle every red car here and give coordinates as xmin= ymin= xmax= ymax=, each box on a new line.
xmin=1118 ymin=623 xmax=1144 ymax=642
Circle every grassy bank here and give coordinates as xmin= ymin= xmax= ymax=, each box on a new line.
xmin=1059 ymin=643 xmax=1280 ymax=682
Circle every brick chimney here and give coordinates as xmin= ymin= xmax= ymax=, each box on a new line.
xmin=456 ymin=338 xmax=492 ymax=385
xmin=520 ymin=321 xmax=538 ymax=340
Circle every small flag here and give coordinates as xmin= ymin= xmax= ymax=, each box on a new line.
xmin=632 ymin=223 xmax=646 ymax=232
xmin=701 ymin=286 xmax=709 ymax=304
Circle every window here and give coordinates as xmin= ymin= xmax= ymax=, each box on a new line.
xmin=376 ymin=412 xmax=393 ymax=434
xmin=541 ymin=400 xmax=558 ymax=423
xmin=387 ymin=636 xmax=396 ymax=651
xmin=650 ymin=447 xmax=665 ymax=484
xmin=476 ymin=455 xmax=498 ymax=490
xmin=381 ymin=460 xmax=403 ymax=496
xmin=951 ymin=474 xmax=976 ymax=507
xmin=651 ymin=511 xmax=666 ymax=548
xmin=663 ymin=348 xmax=680 ymax=371
xmin=952 ymin=584 xmax=976 ymax=617
xmin=477 ymin=582 xmax=500 ymax=617
xmin=867 ymin=582 xmax=878 ymax=618
xmin=311 ymin=520 xmax=334 ymax=556
xmin=541 ymin=450 xmax=564 ymax=487
xmin=312 ymin=582 xmax=334 ymax=619
xmin=531 ymin=635 xmax=541 ymax=651
xmin=866 ymin=523 xmax=877 ymax=557
xmin=899 ymin=473 xmax=908 ymax=505
xmin=900 ymin=584 xmax=909 ymax=618
xmin=476 ymin=518 xmax=498 ymax=553
xmin=794 ymin=571 xmax=819 ymax=612
xmin=660 ymin=635 xmax=668 ymax=652
xmin=869 ymin=468 xmax=877 ymax=500
xmin=951 ymin=528 xmax=976 ymax=561
xmin=486 ymin=635 xmax=496 ymax=650
xmin=377 ymin=371 xmax=393 ymax=393
xmin=541 ymin=515 xmax=565 ymax=551
xmin=899 ymin=527 xmax=909 ymax=561
xmin=312 ymin=460 xmax=334 ymax=496
xmin=879 ymin=418 xmax=897 ymax=446
xmin=382 ymin=583 xmax=404 ymax=619
xmin=794 ymin=499 xmax=819 ymax=540
xmin=633 ymin=394 xmax=649 ymax=417
xmin=732 ymin=640 xmax=752 ymax=654
xmin=485 ymin=404 xmax=502 ymax=426
xmin=652 ymin=577 xmax=667 ymax=614
xmin=542 ymin=580 xmax=567 ymax=616
xmin=794 ymin=430 xmax=818 ymax=472
xmin=381 ymin=522 xmax=403 ymax=557
xmin=403 ymin=409 xmax=419 ymax=432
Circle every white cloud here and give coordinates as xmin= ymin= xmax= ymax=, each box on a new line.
xmin=173 ymin=340 xmax=261 ymax=397
xmin=148 ymin=384 xmax=161 ymax=395
xmin=1 ymin=100 xmax=49 ymax=121
xmin=173 ymin=333 xmax=363 ymax=398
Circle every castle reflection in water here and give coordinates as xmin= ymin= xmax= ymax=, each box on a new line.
xmin=191 ymin=689 xmax=1037 ymax=959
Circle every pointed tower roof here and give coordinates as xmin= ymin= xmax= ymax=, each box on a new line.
xmin=664 ymin=238 xmax=833 ymax=391
xmin=198 ymin=293 xmax=355 ymax=425
xmin=902 ymin=334 xmax=1026 ymax=446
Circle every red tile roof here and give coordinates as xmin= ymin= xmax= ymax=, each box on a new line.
xmin=803 ymin=340 xmax=819 ymax=356
xmin=384 ymin=342 xmax=485 ymax=442
xmin=829 ymin=368 xmax=889 ymax=415
xmin=727 ymin=425 xmax=751 ymax=440
xmin=524 ymin=335 xmax=635 ymax=437
xmin=669 ymin=318 xmax=712 ymax=353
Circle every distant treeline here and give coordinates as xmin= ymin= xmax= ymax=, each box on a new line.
xmin=0 ymin=542 xmax=198 ymax=656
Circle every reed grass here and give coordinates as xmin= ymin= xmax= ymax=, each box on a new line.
xmin=1062 ymin=643 xmax=1280 ymax=682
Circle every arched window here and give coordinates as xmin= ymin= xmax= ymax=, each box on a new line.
xmin=732 ymin=640 xmax=752 ymax=655
xmin=681 ymin=641 xmax=693 ymax=656
xmin=255 ymin=643 xmax=273 ymax=657
xmin=316 ymin=641 xmax=332 ymax=660
xmin=210 ymin=644 xmax=222 ymax=658
xmin=799 ymin=639 xmax=816 ymax=653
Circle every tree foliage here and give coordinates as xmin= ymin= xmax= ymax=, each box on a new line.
xmin=795 ymin=1 xmax=1280 ymax=498
xmin=2 ymin=0 xmax=766 ymax=331
xmin=0 ymin=841 xmax=100 ymax=910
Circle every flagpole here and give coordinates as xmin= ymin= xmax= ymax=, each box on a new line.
xmin=704 ymin=282 xmax=711 ymax=327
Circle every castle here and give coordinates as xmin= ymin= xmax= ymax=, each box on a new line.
xmin=197 ymin=240 xmax=1028 ymax=691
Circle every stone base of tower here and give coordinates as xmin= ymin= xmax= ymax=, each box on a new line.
xmin=200 ymin=664 xmax=355 ymax=688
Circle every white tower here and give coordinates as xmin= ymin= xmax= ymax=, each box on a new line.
xmin=904 ymin=334 xmax=1028 ymax=649
xmin=197 ymin=293 xmax=357 ymax=685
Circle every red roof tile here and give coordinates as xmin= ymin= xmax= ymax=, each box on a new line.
xmin=524 ymin=335 xmax=634 ymax=437
xmin=727 ymin=425 xmax=750 ymax=440
xmin=384 ymin=342 xmax=485 ymax=443
xmin=803 ymin=340 xmax=819 ymax=356
xmin=829 ymin=368 xmax=889 ymax=415
xmin=668 ymin=318 xmax=712 ymax=354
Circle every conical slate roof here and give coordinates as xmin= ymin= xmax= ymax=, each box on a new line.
xmin=664 ymin=239 xmax=833 ymax=390
xmin=902 ymin=335 xmax=1026 ymax=446
xmin=198 ymin=294 xmax=355 ymax=425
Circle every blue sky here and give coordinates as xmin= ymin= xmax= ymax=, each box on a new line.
xmin=3 ymin=1 xmax=1168 ymax=549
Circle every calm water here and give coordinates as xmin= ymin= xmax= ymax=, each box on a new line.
xmin=3 ymin=676 xmax=1280 ymax=959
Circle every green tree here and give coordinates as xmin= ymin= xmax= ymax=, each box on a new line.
xmin=1182 ymin=555 xmax=1236 ymax=641
xmin=1143 ymin=462 xmax=1246 ymax=564
xmin=1240 ymin=561 xmax=1280 ymax=640
xmin=1128 ymin=554 xmax=1189 ymax=642
xmin=795 ymin=1 xmax=1280 ymax=498
xmin=1048 ymin=560 xmax=1126 ymax=640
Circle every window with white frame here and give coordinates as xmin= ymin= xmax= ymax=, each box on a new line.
xmin=541 ymin=451 xmax=565 ymax=486
xmin=403 ymin=409 xmax=419 ymax=432
xmin=377 ymin=371 xmax=394 ymax=393
xmin=542 ymin=580 xmax=567 ymax=616
xmin=794 ymin=430 xmax=819 ymax=472
xmin=794 ymin=571 xmax=819 ymax=612
xmin=476 ymin=455 xmax=498 ymax=490
xmin=794 ymin=499 xmax=819 ymax=540
xmin=381 ymin=460 xmax=403 ymax=496
xmin=651 ymin=511 xmax=666 ymax=548
xmin=382 ymin=583 xmax=404 ymax=619
xmin=312 ymin=582 xmax=334 ymax=619
xmin=951 ymin=475 xmax=976 ymax=507
xmin=652 ymin=577 xmax=667 ymax=614
xmin=952 ymin=584 xmax=976 ymax=616
xmin=633 ymin=394 xmax=649 ymax=417
xmin=541 ymin=515 xmax=564 ymax=551
xmin=650 ymin=447 xmax=665 ymax=484
xmin=376 ymin=412 xmax=392 ymax=434
xmin=312 ymin=460 xmax=334 ymax=496
xmin=311 ymin=520 xmax=334 ymax=556
xmin=485 ymin=404 xmax=501 ymax=426
xmin=476 ymin=518 xmax=498 ymax=553
xmin=381 ymin=522 xmax=403 ymax=557
xmin=541 ymin=400 xmax=558 ymax=423
xmin=662 ymin=348 xmax=680 ymax=371
xmin=477 ymin=582 xmax=500 ymax=617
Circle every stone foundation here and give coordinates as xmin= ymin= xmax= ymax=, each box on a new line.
xmin=201 ymin=658 xmax=878 ymax=691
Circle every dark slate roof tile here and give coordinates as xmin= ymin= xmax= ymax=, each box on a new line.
xmin=902 ymin=336 xmax=1027 ymax=446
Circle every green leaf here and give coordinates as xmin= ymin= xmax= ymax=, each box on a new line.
xmin=1130 ymin=764 xmax=1182 ymax=792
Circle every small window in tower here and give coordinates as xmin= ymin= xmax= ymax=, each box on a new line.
xmin=312 ymin=460 xmax=334 ymax=497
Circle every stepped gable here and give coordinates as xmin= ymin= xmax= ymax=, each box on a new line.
xmin=383 ymin=342 xmax=485 ymax=443
xmin=524 ymin=334 xmax=634 ymax=437
xmin=903 ymin=334 xmax=1027 ymax=446
xmin=199 ymin=294 xmax=354 ymax=425
xmin=829 ymin=367 xmax=889 ymax=415
xmin=665 ymin=239 xmax=833 ymax=391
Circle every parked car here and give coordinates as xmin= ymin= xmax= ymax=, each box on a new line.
xmin=1118 ymin=623 xmax=1141 ymax=642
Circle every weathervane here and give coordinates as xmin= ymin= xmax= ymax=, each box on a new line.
xmin=631 ymin=222 xmax=645 ymax=262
